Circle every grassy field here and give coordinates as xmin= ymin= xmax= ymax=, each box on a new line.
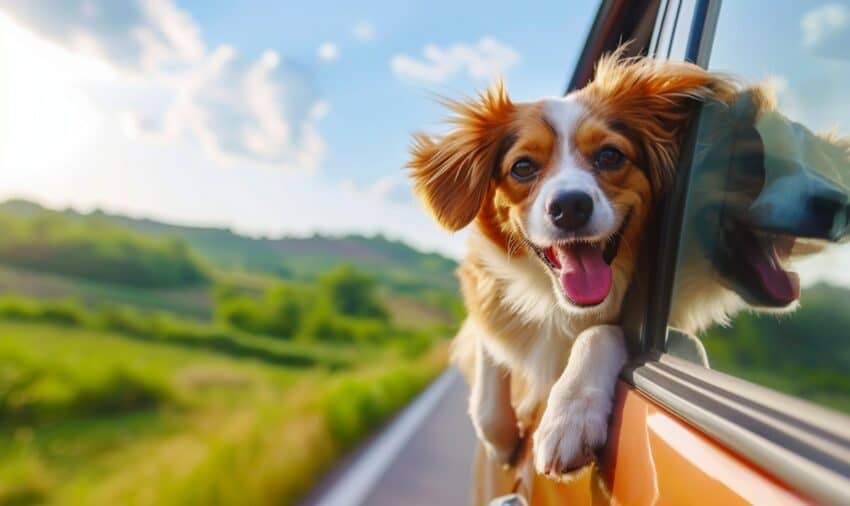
xmin=0 ymin=203 xmax=461 ymax=505
xmin=0 ymin=319 xmax=447 ymax=505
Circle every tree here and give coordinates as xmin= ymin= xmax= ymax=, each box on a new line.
xmin=318 ymin=265 xmax=388 ymax=320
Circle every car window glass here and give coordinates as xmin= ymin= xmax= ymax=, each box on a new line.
xmin=649 ymin=0 xmax=674 ymax=56
xmin=665 ymin=0 xmax=850 ymax=415
xmin=666 ymin=0 xmax=696 ymax=60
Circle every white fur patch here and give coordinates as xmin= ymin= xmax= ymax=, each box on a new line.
xmin=525 ymin=97 xmax=616 ymax=245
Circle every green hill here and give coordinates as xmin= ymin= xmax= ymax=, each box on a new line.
xmin=0 ymin=209 xmax=208 ymax=288
xmin=0 ymin=199 xmax=458 ymax=295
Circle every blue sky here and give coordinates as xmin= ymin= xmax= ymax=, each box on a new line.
xmin=1 ymin=0 xmax=847 ymax=263
xmin=0 ymin=0 xmax=598 ymax=257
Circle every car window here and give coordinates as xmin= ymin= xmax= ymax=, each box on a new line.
xmin=665 ymin=0 xmax=850 ymax=415
xmin=666 ymin=0 xmax=695 ymax=60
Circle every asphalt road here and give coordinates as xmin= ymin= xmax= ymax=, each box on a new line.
xmin=302 ymin=369 xmax=477 ymax=506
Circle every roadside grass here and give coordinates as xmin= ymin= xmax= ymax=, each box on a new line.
xmin=0 ymin=320 xmax=447 ymax=505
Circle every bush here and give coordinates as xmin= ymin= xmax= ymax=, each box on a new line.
xmin=0 ymin=296 xmax=42 ymax=320
xmin=299 ymin=300 xmax=387 ymax=344
xmin=212 ymin=267 xmax=398 ymax=343
xmin=74 ymin=369 xmax=167 ymax=416
xmin=318 ymin=266 xmax=388 ymax=320
xmin=39 ymin=300 xmax=87 ymax=326
xmin=0 ymin=348 xmax=173 ymax=426
xmin=216 ymin=283 xmax=308 ymax=339
xmin=95 ymin=306 xmax=150 ymax=336
xmin=217 ymin=297 xmax=267 ymax=335
xmin=0 ymin=297 xmax=87 ymax=326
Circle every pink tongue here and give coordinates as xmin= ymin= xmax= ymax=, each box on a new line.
xmin=556 ymin=244 xmax=612 ymax=306
xmin=746 ymin=245 xmax=800 ymax=305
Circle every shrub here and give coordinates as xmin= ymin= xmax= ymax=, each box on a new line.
xmin=39 ymin=300 xmax=87 ymax=326
xmin=261 ymin=285 xmax=304 ymax=338
xmin=0 ymin=349 xmax=173 ymax=426
xmin=0 ymin=296 xmax=42 ymax=320
xmin=299 ymin=301 xmax=387 ymax=344
xmin=215 ymin=283 xmax=308 ymax=339
xmin=73 ymin=369 xmax=169 ymax=416
xmin=94 ymin=306 xmax=150 ymax=336
xmin=217 ymin=297 xmax=267 ymax=335
xmin=0 ymin=297 xmax=87 ymax=326
xmin=318 ymin=266 xmax=388 ymax=320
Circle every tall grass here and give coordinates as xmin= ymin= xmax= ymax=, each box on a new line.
xmin=0 ymin=318 xmax=448 ymax=505
xmin=145 ymin=347 xmax=448 ymax=506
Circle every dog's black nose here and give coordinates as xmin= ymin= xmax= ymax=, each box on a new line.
xmin=547 ymin=191 xmax=594 ymax=231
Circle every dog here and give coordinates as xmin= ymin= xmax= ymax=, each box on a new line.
xmin=407 ymin=51 xmax=739 ymax=480
xmin=669 ymin=86 xmax=850 ymax=337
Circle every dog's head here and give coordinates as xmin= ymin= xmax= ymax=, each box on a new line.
xmin=409 ymin=53 xmax=734 ymax=316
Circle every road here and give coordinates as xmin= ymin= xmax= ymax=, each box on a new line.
xmin=301 ymin=368 xmax=477 ymax=506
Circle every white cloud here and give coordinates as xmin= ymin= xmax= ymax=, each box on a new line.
xmin=391 ymin=37 xmax=519 ymax=83
xmin=352 ymin=21 xmax=375 ymax=43
xmin=0 ymin=4 xmax=466 ymax=259
xmin=0 ymin=115 xmax=465 ymax=258
xmin=318 ymin=41 xmax=339 ymax=62
xmin=0 ymin=0 xmax=327 ymax=172
xmin=801 ymin=4 xmax=850 ymax=58
xmin=134 ymin=0 xmax=205 ymax=71
xmin=344 ymin=174 xmax=414 ymax=204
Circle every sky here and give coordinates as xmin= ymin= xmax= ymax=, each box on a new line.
xmin=0 ymin=0 xmax=848 ymax=275
xmin=0 ymin=0 xmax=599 ymax=258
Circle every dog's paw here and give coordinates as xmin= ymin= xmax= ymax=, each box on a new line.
xmin=532 ymin=387 xmax=611 ymax=480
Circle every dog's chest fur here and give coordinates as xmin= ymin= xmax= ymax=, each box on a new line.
xmin=459 ymin=228 xmax=622 ymax=407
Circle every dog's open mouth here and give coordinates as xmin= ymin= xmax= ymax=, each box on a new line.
xmin=531 ymin=213 xmax=630 ymax=307
xmin=723 ymin=219 xmax=800 ymax=306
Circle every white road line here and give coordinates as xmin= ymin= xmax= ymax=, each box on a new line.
xmin=314 ymin=368 xmax=460 ymax=506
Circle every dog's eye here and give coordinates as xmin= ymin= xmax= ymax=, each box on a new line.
xmin=510 ymin=159 xmax=538 ymax=181
xmin=594 ymin=147 xmax=625 ymax=171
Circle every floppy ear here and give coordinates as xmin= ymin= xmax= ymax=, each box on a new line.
xmin=587 ymin=51 xmax=738 ymax=194
xmin=408 ymin=82 xmax=515 ymax=231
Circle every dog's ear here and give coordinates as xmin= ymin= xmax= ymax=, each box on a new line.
xmin=408 ymin=81 xmax=514 ymax=231
xmin=586 ymin=51 xmax=738 ymax=194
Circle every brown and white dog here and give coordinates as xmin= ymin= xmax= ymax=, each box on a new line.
xmin=407 ymin=52 xmax=738 ymax=479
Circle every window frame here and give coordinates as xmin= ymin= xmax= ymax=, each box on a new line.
xmin=568 ymin=1 xmax=850 ymax=503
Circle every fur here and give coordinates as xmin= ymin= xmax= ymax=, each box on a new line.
xmin=408 ymin=50 xmax=737 ymax=480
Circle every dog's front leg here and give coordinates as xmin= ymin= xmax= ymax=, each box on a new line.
xmin=469 ymin=336 xmax=520 ymax=466
xmin=532 ymin=324 xmax=628 ymax=479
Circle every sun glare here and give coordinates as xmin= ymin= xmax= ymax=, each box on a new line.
xmin=0 ymin=13 xmax=113 ymax=176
